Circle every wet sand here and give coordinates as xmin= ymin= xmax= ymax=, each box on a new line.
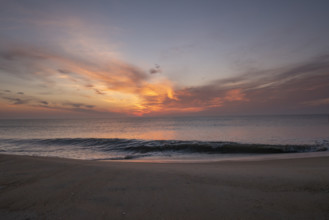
xmin=0 ymin=154 xmax=328 ymax=219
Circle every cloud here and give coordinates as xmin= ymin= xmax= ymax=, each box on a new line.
xmin=0 ymin=45 xmax=150 ymax=92
xmin=1 ymin=36 xmax=329 ymax=116
xmin=0 ymin=89 xmax=106 ymax=117
xmin=0 ymin=43 xmax=178 ymax=115
xmin=149 ymin=64 xmax=161 ymax=74
xmin=2 ymin=97 xmax=29 ymax=105
xmin=303 ymin=98 xmax=329 ymax=106
xmin=142 ymin=54 xmax=329 ymax=115
xmin=62 ymin=102 xmax=95 ymax=109
xmin=40 ymin=100 xmax=48 ymax=105
xmin=0 ymin=12 xmax=177 ymax=116
xmin=0 ymin=91 xmax=47 ymax=107
xmin=94 ymin=89 xmax=105 ymax=95
xmin=224 ymin=89 xmax=247 ymax=102
xmin=0 ymin=48 xmax=49 ymax=61
xmin=57 ymin=69 xmax=71 ymax=74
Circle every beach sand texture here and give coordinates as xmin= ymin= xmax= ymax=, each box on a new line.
xmin=0 ymin=154 xmax=328 ymax=219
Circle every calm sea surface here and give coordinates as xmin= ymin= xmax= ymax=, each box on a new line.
xmin=0 ymin=115 xmax=328 ymax=160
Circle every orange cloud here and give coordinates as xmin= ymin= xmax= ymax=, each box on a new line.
xmin=2 ymin=34 xmax=329 ymax=117
xmin=0 ymin=15 xmax=251 ymax=117
xmin=224 ymin=89 xmax=248 ymax=102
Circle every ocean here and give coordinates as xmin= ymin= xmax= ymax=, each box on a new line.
xmin=0 ymin=115 xmax=328 ymax=161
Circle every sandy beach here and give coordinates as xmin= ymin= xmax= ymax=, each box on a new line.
xmin=0 ymin=154 xmax=328 ymax=220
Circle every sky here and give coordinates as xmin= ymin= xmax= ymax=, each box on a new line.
xmin=0 ymin=0 xmax=329 ymax=118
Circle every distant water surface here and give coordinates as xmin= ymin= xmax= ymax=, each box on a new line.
xmin=0 ymin=115 xmax=328 ymax=160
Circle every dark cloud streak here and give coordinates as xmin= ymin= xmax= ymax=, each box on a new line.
xmin=94 ymin=89 xmax=105 ymax=95
xmin=149 ymin=64 xmax=161 ymax=74
xmin=2 ymin=96 xmax=29 ymax=105
xmin=40 ymin=100 xmax=48 ymax=105
xmin=62 ymin=102 xmax=95 ymax=109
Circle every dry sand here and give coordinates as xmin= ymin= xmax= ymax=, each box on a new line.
xmin=0 ymin=154 xmax=328 ymax=220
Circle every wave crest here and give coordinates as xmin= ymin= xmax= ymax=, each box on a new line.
xmin=0 ymin=138 xmax=327 ymax=155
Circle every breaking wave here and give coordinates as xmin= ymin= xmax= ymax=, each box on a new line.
xmin=0 ymin=138 xmax=328 ymax=160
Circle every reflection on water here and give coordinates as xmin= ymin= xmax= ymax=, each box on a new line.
xmin=0 ymin=115 xmax=328 ymax=145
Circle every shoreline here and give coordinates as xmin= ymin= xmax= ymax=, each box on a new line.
xmin=1 ymin=150 xmax=329 ymax=163
xmin=1 ymin=154 xmax=329 ymax=219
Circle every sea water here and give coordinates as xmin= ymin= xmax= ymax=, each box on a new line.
xmin=0 ymin=115 xmax=328 ymax=161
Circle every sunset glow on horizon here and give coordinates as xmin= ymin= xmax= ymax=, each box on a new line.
xmin=1 ymin=0 xmax=329 ymax=118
